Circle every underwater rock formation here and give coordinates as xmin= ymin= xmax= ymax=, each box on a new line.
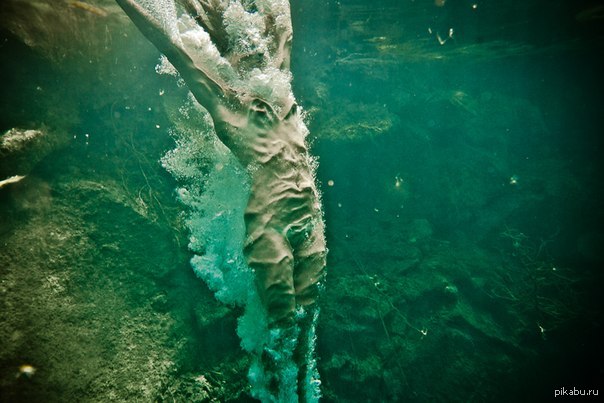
xmin=0 ymin=0 xmax=122 ymax=64
xmin=0 ymin=127 xmax=64 ymax=179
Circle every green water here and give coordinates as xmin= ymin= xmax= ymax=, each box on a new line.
xmin=1 ymin=0 xmax=603 ymax=401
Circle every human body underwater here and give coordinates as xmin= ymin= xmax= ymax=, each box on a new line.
xmin=115 ymin=0 xmax=327 ymax=401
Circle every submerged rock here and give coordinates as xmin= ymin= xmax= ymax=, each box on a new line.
xmin=0 ymin=127 xmax=67 ymax=179
xmin=0 ymin=128 xmax=45 ymax=152
xmin=0 ymin=174 xmax=25 ymax=189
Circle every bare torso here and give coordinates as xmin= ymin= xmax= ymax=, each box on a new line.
xmin=215 ymin=98 xmax=326 ymax=323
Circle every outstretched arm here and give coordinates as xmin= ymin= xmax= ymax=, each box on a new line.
xmin=178 ymin=0 xmax=292 ymax=69
xmin=260 ymin=2 xmax=293 ymax=70
xmin=115 ymin=0 xmax=237 ymax=118
xmin=177 ymin=0 xmax=230 ymax=55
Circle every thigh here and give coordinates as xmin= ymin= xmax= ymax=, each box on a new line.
xmin=244 ymin=228 xmax=296 ymax=323
xmin=292 ymin=219 xmax=327 ymax=305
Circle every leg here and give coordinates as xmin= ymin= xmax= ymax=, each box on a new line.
xmin=291 ymin=222 xmax=325 ymax=402
xmin=294 ymin=304 xmax=321 ymax=403
xmin=293 ymin=219 xmax=327 ymax=307
xmin=244 ymin=228 xmax=296 ymax=325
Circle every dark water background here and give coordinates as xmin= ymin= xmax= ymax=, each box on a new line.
xmin=1 ymin=0 xmax=603 ymax=401
xmin=292 ymin=1 xmax=604 ymax=401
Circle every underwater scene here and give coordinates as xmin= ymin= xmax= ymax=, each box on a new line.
xmin=1 ymin=0 xmax=603 ymax=401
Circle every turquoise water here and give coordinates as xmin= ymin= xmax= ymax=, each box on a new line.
xmin=1 ymin=0 xmax=603 ymax=401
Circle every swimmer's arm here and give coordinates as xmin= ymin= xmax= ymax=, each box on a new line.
xmin=115 ymin=0 xmax=236 ymax=118
xmin=180 ymin=0 xmax=292 ymax=71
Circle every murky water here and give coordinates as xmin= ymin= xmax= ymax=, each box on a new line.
xmin=1 ymin=0 xmax=603 ymax=401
